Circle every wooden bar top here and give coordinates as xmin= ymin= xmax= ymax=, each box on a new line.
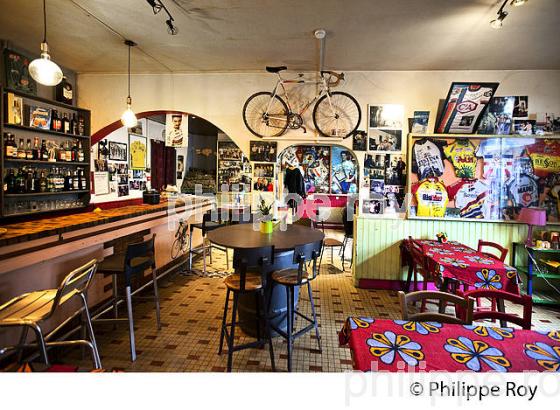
xmin=0 ymin=197 xmax=210 ymax=248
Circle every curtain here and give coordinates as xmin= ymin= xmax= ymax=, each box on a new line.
xmin=150 ymin=140 xmax=176 ymax=191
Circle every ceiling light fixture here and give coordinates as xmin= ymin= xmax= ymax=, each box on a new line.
xmin=511 ymin=0 xmax=527 ymax=6
xmin=145 ymin=0 xmax=178 ymax=35
xmin=490 ymin=0 xmax=509 ymax=29
xmin=29 ymin=0 xmax=63 ymax=86
xmin=121 ymin=40 xmax=138 ymax=128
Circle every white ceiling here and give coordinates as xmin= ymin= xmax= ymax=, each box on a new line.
xmin=0 ymin=0 xmax=559 ymax=73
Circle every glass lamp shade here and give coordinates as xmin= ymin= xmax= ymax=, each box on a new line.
xmin=490 ymin=18 xmax=503 ymax=29
xmin=121 ymin=104 xmax=137 ymax=128
xmin=29 ymin=43 xmax=63 ymax=86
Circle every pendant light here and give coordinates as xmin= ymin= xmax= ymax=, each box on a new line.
xmin=121 ymin=40 xmax=138 ymax=128
xmin=29 ymin=0 xmax=63 ymax=86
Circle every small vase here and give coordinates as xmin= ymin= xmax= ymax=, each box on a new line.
xmin=260 ymin=220 xmax=273 ymax=234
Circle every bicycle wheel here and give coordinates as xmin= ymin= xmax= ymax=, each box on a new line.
xmin=171 ymin=238 xmax=183 ymax=259
xmin=312 ymin=91 xmax=361 ymax=138
xmin=242 ymin=92 xmax=289 ymax=138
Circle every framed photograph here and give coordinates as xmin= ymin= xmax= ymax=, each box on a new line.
xmin=253 ymin=163 xmax=275 ymax=192
xmin=331 ymin=146 xmax=358 ymax=194
xmin=435 ymin=82 xmax=499 ymax=134
xmin=129 ymin=120 xmax=143 ymax=135
xmin=108 ymin=141 xmax=128 ymax=161
xmin=368 ymin=129 xmax=402 ymax=152
xmin=165 ymin=113 xmax=188 ymax=147
xmin=93 ymin=171 xmax=110 ymax=195
xmin=6 ymin=92 xmax=23 ymax=125
xmin=129 ymin=134 xmax=147 ymax=170
xmin=4 ymin=49 xmax=37 ymax=95
xmin=513 ymin=96 xmax=529 ymax=118
xmin=368 ymin=104 xmax=404 ymax=129
xmin=352 ymin=130 xmax=367 ymax=151
xmin=29 ymin=106 xmax=51 ymax=130
xmin=477 ymin=96 xmax=515 ymax=135
xmin=118 ymin=184 xmax=129 ymax=197
xmin=250 ymin=141 xmax=277 ymax=162
xmin=513 ymin=119 xmax=536 ymax=135
xmin=132 ymin=169 xmax=144 ymax=179
xmin=411 ymin=111 xmax=430 ymax=134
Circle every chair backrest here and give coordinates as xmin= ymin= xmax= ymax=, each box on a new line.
xmin=50 ymin=259 xmax=98 ymax=318
xmin=232 ymin=246 xmax=275 ymax=291
xmin=342 ymin=207 xmax=353 ymax=237
xmin=477 ymin=240 xmax=508 ymax=262
xmin=291 ymin=240 xmax=323 ymax=283
xmin=461 ymin=289 xmax=532 ymax=329
xmin=407 ymin=237 xmax=429 ymax=275
xmin=124 ymin=234 xmax=156 ymax=283
xmin=398 ymin=290 xmax=474 ymax=325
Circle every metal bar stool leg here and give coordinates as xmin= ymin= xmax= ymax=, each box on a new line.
xmin=255 ymin=293 xmax=262 ymax=344
xmin=188 ymin=226 xmax=194 ymax=271
xmin=261 ymin=290 xmax=276 ymax=371
xmin=152 ymin=268 xmax=161 ymax=330
xmin=218 ymin=289 xmax=230 ymax=355
xmin=286 ymin=286 xmax=293 ymax=372
xmin=125 ymin=285 xmax=137 ymax=361
xmin=81 ymin=293 xmax=102 ymax=369
xmin=307 ymin=282 xmax=321 ymax=352
xmin=112 ymin=275 xmax=119 ymax=322
xmin=227 ymin=292 xmax=239 ymax=372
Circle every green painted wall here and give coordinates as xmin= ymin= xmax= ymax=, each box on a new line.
xmin=353 ymin=217 xmax=528 ymax=284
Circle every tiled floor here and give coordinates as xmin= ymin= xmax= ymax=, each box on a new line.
xmin=62 ymin=232 xmax=560 ymax=372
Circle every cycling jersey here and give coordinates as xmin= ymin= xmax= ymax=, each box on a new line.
xmin=412 ymin=178 xmax=449 ymax=218
xmin=444 ymin=139 xmax=478 ymax=179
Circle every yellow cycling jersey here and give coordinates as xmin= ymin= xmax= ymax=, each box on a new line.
xmin=414 ymin=179 xmax=449 ymax=218
xmin=443 ymin=139 xmax=478 ymax=179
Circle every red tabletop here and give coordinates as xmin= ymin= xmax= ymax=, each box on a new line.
xmin=339 ymin=317 xmax=560 ymax=372
xmin=415 ymin=239 xmax=519 ymax=294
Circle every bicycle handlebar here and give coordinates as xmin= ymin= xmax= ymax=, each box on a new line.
xmin=320 ymin=70 xmax=345 ymax=87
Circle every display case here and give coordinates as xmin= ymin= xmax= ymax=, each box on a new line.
xmin=406 ymin=133 xmax=560 ymax=223
xmin=1 ymin=85 xmax=91 ymax=217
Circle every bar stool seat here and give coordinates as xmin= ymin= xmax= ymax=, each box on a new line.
xmin=98 ymin=254 xmax=152 ymax=273
xmin=224 ymin=273 xmax=263 ymax=292
xmin=271 ymin=268 xmax=311 ymax=286
xmin=0 ymin=290 xmax=69 ymax=323
xmin=324 ymin=238 xmax=343 ymax=247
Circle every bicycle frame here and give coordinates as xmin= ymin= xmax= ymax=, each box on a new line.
xmin=264 ymin=73 xmax=336 ymax=121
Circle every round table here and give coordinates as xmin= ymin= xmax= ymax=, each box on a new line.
xmin=207 ymin=224 xmax=324 ymax=336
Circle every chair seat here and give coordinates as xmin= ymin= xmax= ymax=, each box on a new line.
xmin=224 ymin=273 xmax=263 ymax=291
xmin=324 ymin=238 xmax=343 ymax=247
xmin=271 ymin=268 xmax=310 ymax=286
xmin=0 ymin=289 xmax=74 ymax=323
xmin=98 ymin=253 xmax=152 ymax=273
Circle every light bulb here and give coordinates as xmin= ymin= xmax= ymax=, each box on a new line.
xmin=29 ymin=43 xmax=63 ymax=86
xmin=490 ymin=18 xmax=503 ymax=29
xmin=511 ymin=0 xmax=527 ymax=6
xmin=121 ymin=102 xmax=137 ymax=128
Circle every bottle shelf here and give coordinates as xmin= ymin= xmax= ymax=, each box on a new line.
xmin=3 ymin=123 xmax=89 ymax=139
xmin=3 ymin=158 xmax=88 ymax=166
xmin=4 ymin=190 xmax=90 ymax=198
xmin=4 ymin=204 xmax=88 ymax=218
xmin=3 ymin=88 xmax=85 ymax=112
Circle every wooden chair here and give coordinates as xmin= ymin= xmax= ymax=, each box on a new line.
xmin=477 ymin=240 xmax=508 ymax=262
xmin=398 ymin=290 xmax=474 ymax=325
xmin=461 ymin=289 xmax=532 ymax=329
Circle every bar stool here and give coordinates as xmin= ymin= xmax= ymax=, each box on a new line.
xmin=315 ymin=212 xmax=345 ymax=272
xmin=270 ymin=240 xmax=323 ymax=372
xmin=0 ymin=259 xmax=101 ymax=369
xmin=94 ymin=234 xmax=160 ymax=361
xmin=218 ymin=246 xmax=276 ymax=372
xmin=188 ymin=211 xmax=229 ymax=274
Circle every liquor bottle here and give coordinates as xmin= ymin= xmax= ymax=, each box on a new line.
xmin=72 ymin=169 xmax=80 ymax=190
xmin=77 ymin=141 xmax=85 ymax=162
xmin=64 ymin=169 xmax=72 ymax=191
xmin=58 ymin=142 xmax=65 ymax=162
xmin=62 ymin=113 xmax=70 ymax=134
xmin=15 ymin=168 xmax=26 ymax=194
xmin=77 ymin=167 xmax=85 ymax=190
xmin=4 ymin=169 xmax=16 ymax=193
xmin=32 ymin=169 xmax=40 ymax=192
xmin=65 ymin=140 xmax=72 ymax=162
xmin=71 ymin=140 xmax=78 ymax=162
xmin=56 ymin=76 xmax=73 ymax=105
xmin=70 ymin=113 xmax=78 ymax=135
xmin=47 ymin=168 xmax=55 ymax=192
xmin=40 ymin=139 xmax=49 ymax=161
xmin=11 ymin=134 xmax=18 ymax=158
xmin=39 ymin=170 xmax=47 ymax=192
xmin=4 ymin=133 xmax=14 ymax=158
xmin=28 ymin=168 xmax=36 ymax=192
xmin=32 ymin=137 xmax=40 ymax=160
xmin=26 ymin=139 xmax=33 ymax=159
xmin=77 ymin=115 xmax=85 ymax=136
xmin=17 ymin=139 xmax=26 ymax=159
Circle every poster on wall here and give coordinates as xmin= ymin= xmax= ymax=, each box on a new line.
xmin=435 ymin=82 xmax=499 ymax=134
xmin=108 ymin=141 xmax=127 ymax=161
xmin=250 ymin=141 xmax=277 ymax=162
xmin=352 ymin=131 xmax=367 ymax=151
xmin=165 ymin=114 xmax=188 ymax=147
xmin=129 ymin=134 xmax=147 ymax=170
xmin=4 ymin=49 xmax=37 ymax=95
xmin=477 ymin=96 xmax=515 ymax=135
xmin=331 ymin=146 xmax=357 ymax=194
xmin=93 ymin=172 xmax=110 ymax=195
xmin=368 ymin=104 xmax=404 ymax=129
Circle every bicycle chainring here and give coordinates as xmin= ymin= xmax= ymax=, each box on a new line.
xmin=287 ymin=113 xmax=303 ymax=129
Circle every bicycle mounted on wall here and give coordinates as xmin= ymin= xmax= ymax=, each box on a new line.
xmin=242 ymin=66 xmax=361 ymax=139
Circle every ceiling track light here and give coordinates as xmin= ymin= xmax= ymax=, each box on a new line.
xmin=490 ymin=0 xmax=527 ymax=29
xmin=511 ymin=0 xmax=527 ymax=6
xmin=29 ymin=0 xmax=63 ymax=86
xmin=145 ymin=0 xmax=178 ymax=35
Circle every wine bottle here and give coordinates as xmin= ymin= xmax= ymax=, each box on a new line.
xmin=39 ymin=170 xmax=47 ymax=192
xmin=40 ymin=139 xmax=49 ymax=161
xmin=77 ymin=116 xmax=85 ymax=136
xmin=26 ymin=139 xmax=33 ymax=159
xmin=62 ymin=113 xmax=70 ymax=134
xmin=4 ymin=169 xmax=16 ymax=193
xmin=33 ymin=137 xmax=40 ymax=160
xmin=17 ymin=139 xmax=26 ymax=159
xmin=65 ymin=140 xmax=72 ymax=162
xmin=77 ymin=141 xmax=85 ymax=162
xmin=15 ymin=168 xmax=26 ymax=193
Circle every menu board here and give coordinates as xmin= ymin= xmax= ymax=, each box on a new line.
xmin=407 ymin=134 xmax=560 ymax=223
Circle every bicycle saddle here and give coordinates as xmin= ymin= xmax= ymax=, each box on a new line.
xmin=266 ymin=66 xmax=287 ymax=73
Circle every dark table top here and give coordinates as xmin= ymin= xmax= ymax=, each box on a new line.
xmin=207 ymin=223 xmax=324 ymax=251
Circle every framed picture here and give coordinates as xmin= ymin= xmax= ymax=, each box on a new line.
xmin=118 ymin=184 xmax=129 ymax=197
xmin=253 ymin=163 xmax=275 ymax=192
xmin=177 ymin=154 xmax=185 ymax=179
xmin=513 ymin=96 xmax=529 ymax=118
xmin=132 ymin=169 xmax=144 ymax=179
xmin=129 ymin=120 xmax=143 ymax=135
xmin=435 ymin=82 xmax=499 ymax=134
xmin=331 ymin=146 xmax=358 ymax=194
xmin=477 ymin=96 xmax=515 ymax=135
xmin=4 ymin=49 xmax=37 ymax=95
xmin=93 ymin=171 xmax=110 ymax=195
xmin=368 ymin=104 xmax=404 ymax=129
xmin=352 ymin=130 xmax=367 ymax=151
xmin=411 ymin=111 xmax=430 ymax=134
xmin=250 ymin=141 xmax=277 ymax=162
xmin=6 ymin=92 xmax=23 ymax=125
xmin=165 ymin=113 xmax=188 ymax=147
xmin=129 ymin=134 xmax=147 ymax=170
xmin=108 ymin=141 xmax=128 ymax=161
xmin=29 ymin=106 xmax=51 ymax=130
xmin=368 ymin=129 xmax=402 ymax=152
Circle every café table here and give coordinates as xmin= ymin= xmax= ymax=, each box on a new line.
xmin=339 ymin=316 xmax=560 ymax=372
xmin=207 ymin=223 xmax=324 ymax=335
xmin=407 ymin=239 xmax=519 ymax=295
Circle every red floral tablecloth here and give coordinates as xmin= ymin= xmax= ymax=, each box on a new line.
xmin=339 ymin=317 xmax=560 ymax=372
xmin=415 ymin=239 xmax=519 ymax=294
